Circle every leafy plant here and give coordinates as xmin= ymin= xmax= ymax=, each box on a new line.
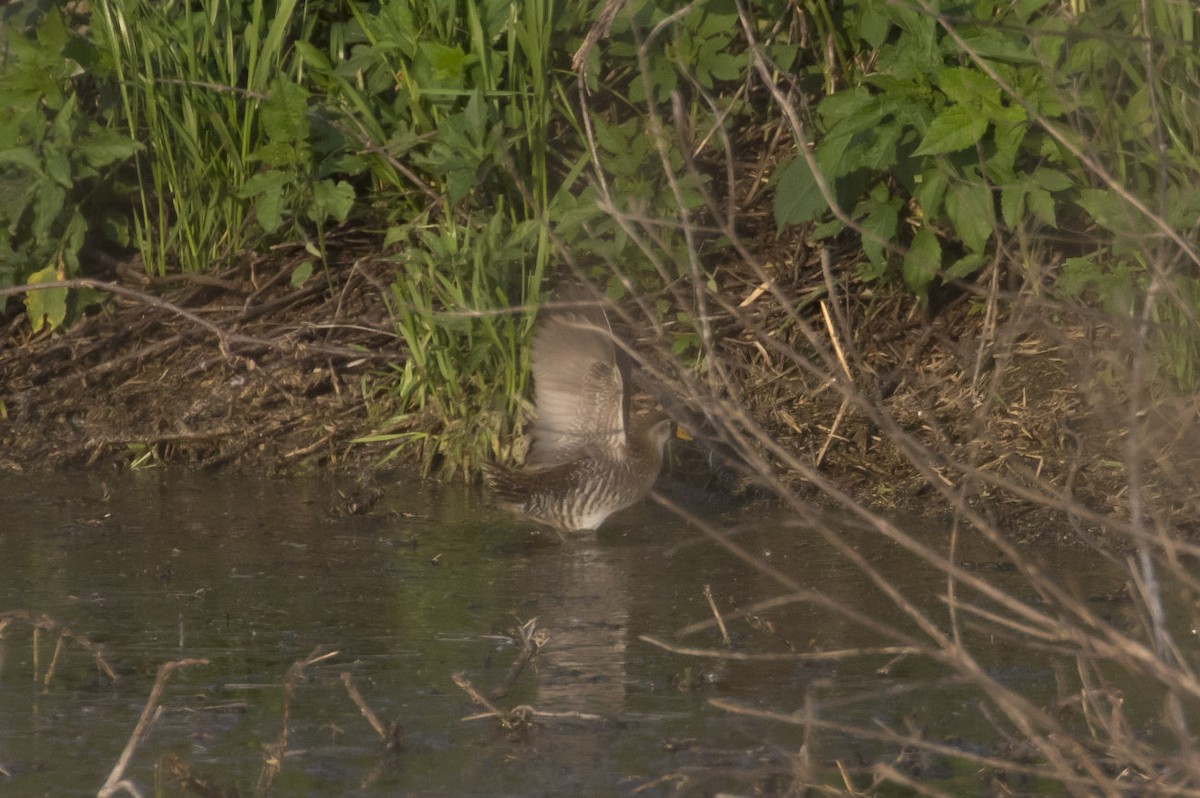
xmin=773 ymin=0 xmax=1077 ymax=298
xmin=0 ymin=7 xmax=140 ymax=327
xmin=771 ymin=0 xmax=1200 ymax=389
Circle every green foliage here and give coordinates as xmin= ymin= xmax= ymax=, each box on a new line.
xmin=0 ymin=7 xmax=140 ymax=325
xmin=91 ymin=0 xmax=355 ymax=275
xmin=773 ymin=0 xmax=1071 ymax=299
xmin=772 ymin=0 xmax=1200 ymax=389
xmin=299 ymin=0 xmax=565 ymax=475
xmin=375 ymin=211 xmax=543 ymax=478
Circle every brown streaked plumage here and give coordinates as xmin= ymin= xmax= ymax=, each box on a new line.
xmin=483 ymin=300 xmax=674 ymax=535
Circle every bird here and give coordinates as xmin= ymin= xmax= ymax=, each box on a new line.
xmin=483 ymin=296 xmax=676 ymax=536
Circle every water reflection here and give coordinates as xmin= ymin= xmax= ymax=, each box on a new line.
xmin=0 ymin=470 xmax=1138 ymax=796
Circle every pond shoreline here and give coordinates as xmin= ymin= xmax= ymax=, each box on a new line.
xmin=2 ymin=252 xmax=1189 ymax=543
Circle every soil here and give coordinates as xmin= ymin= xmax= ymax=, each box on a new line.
xmin=3 ymin=237 xmax=1197 ymax=540
xmin=0 ymin=240 xmax=400 ymax=477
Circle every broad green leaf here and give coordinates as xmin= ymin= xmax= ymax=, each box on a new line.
xmin=1057 ymin=256 xmax=1099 ymax=297
xmin=945 ymin=179 xmax=994 ymax=252
xmin=705 ymin=52 xmax=744 ymax=82
xmin=0 ymin=147 xmax=43 ymax=174
xmin=853 ymin=120 xmax=903 ymax=172
xmin=857 ymin=8 xmax=890 ymax=48
xmin=262 ymin=80 xmax=310 ymax=144
xmin=591 ymin=117 xmax=627 ymax=158
xmin=1032 ymin=167 xmax=1072 ymax=192
xmin=310 ymin=179 xmax=355 ymax=222
xmin=772 ymin=136 xmax=847 ymax=228
xmin=818 ymin=88 xmax=879 ymax=133
xmin=1015 ymin=0 xmax=1052 ymax=22
xmin=955 ymin=29 xmax=1038 ymax=64
xmin=857 ymin=192 xmax=901 ymax=267
xmin=915 ymin=106 xmax=987 ymax=155
xmin=24 ymin=264 xmax=67 ymax=332
xmin=936 ymin=67 xmax=999 ymax=109
xmin=1000 ymin=186 xmax=1026 ymax=228
xmin=294 ymin=41 xmax=333 ymax=72
xmin=903 ymin=227 xmax=941 ymax=295
xmin=988 ymin=119 xmax=1026 ymax=176
xmin=445 ymin=167 xmax=475 ymax=205
xmin=1028 ymin=188 xmax=1057 ymax=227
xmin=78 ymin=130 xmax=142 ymax=168
xmin=239 ymin=170 xmax=289 ymax=232
xmin=31 ymin=182 xmax=66 ymax=242
xmin=946 ymin=252 xmax=984 ymax=279
xmin=1076 ymin=189 xmax=1126 ymax=234
xmin=290 ymin=260 xmax=314 ymax=287
xmin=421 ymin=42 xmax=469 ymax=83
xmin=45 ymin=147 xmax=72 ymax=188
xmin=912 ymin=168 xmax=948 ymax=219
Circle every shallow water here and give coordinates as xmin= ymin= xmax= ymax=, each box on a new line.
xmin=0 ymin=470 xmax=1139 ymax=796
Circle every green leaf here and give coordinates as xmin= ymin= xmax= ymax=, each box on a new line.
xmin=294 ymin=41 xmax=333 ymax=72
xmin=819 ymin=88 xmax=880 ymax=134
xmin=310 ymin=179 xmax=355 ymax=223
xmin=857 ymin=192 xmax=901 ymax=267
xmin=945 ymin=179 xmax=993 ymax=252
xmin=45 ymin=147 xmax=72 ymax=188
xmin=1000 ymin=186 xmax=1026 ymax=229
xmin=945 ymin=252 xmax=984 ymax=279
xmin=773 ymin=132 xmax=853 ymax=227
xmin=24 ymin=264 xmax=67 ymax=332
xmin=239 ymin=170 xmax=289 ymax=232
xmin=290 ymin=260 xmax=314 ymax=287
xmin=78 ymin=129 xmax=143 ymax=168
xmin=1032 ymin=167 xmax=1072 ymax=192
xmin=903 ymin=227 xmax=941 ymax=295
xmin=773 ymin=151 xmax=827 ymax=227
xmin=1057 ymin=256 xmax=1099 ymax=297
xmin=857 ymin=8 xmax=890 ymax=48
xmin=936 ymin=67 xmax=999 ymax=109
xmin=705 ymin=52 xmax=744 ymax=82
xmin=421 ymin=42 xmax=469 ymax=83
xmin=912 ymin=168 xmax=948 ymax=219
xmin=262 ymin=80 xmax=310 ymax=144
xmin=1027 ymin=188 xmax=1057 ymax=227
xmin=955 ymin=29 xmax=1038 ymax=64
xmin=0 ymin=147 xmax=44 ymax=174
xmin=31 ymin=182 xmax=66 ymax=242
xmin=1076 ymin=189 xmax=1126 ymax=234
xmin=915 ymin=106 xmax=987 ymax=155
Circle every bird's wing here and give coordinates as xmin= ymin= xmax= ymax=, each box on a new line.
xmin=526 ymin=309 xmax=627 ymax=466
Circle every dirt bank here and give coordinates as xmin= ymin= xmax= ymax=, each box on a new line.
xmin=0 ymin=241 xmax=400 ymax=475
xmin=2 ymin=243 xmax=1194 ymax=539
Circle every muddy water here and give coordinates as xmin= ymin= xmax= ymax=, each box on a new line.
xmin=0 ymin=471 xmax=1136 ymax=796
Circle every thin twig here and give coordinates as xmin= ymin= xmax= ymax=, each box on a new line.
xmin=340 ymin=672 xmax=388 ymax=740
xmin=257 ymin=647 xmax=338 ymax=792
xmin=489 ymin=617 xmax=547 ymax=700
xmin=702 ymin=585 xmax=730 ymax=646
xmin=97 ymin=658 xmax=209 ymax=798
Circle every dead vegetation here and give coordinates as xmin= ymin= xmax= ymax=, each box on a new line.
xmin=0 ymin=239 xmax=401 ymax=473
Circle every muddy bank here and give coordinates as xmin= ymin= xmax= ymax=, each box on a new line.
xmin=2 ymin=247 xmax=1193 ymax=538
xmin=0 ymin=243 xmax=400 ymax=475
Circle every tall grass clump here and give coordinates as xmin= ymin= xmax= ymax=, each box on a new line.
xmin=91 ymin=0 xmax=358 ymax=276
xmin=321 ymin=0 xmax=571 ymax=476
